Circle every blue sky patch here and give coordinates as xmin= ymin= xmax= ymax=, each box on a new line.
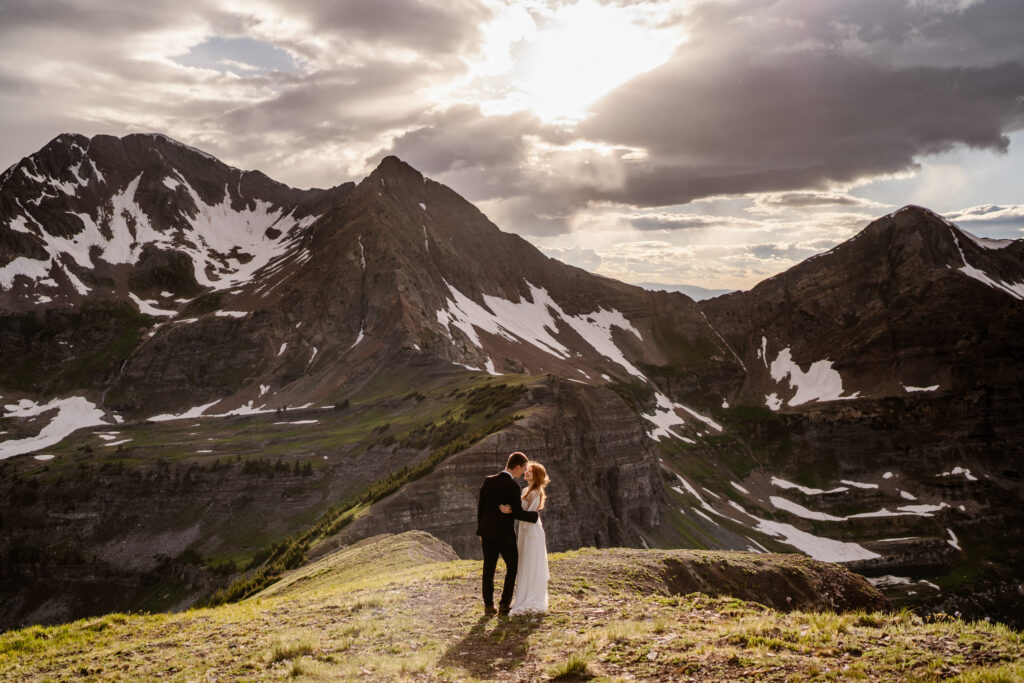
xmin=175 ymin=36 xmax=299 ymax=75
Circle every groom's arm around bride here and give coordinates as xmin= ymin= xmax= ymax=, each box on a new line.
xmin=476 ymin=451 xmax=538 ymax=614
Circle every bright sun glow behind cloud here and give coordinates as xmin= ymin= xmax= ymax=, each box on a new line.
xmin=475 ymin=1 xmax=684 ymax=123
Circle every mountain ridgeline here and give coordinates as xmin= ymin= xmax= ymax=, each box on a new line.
xmin=1 ymin=133 xmax=1022 ymax=630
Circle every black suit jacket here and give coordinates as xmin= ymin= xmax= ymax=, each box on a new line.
xmin=476 ymin=471 xmax=539 ymax=541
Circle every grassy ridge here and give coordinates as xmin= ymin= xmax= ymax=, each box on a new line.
xmin=1 ymin=532 xmax=1021 ymax=681
xmin=203 ymin=381 xmax=528 ymax=606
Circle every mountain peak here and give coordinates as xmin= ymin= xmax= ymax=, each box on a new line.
xmin=45 ymin=132 xmax=91 ymax=150
xmin=367 ymin=155 xmax=425 ymax=186
xmin=838 ymin=203 xmax=968 ymax=261
xmin=871 ymin=203 xmax=954 ymax=232
xmin=131 ymin=132 xmax=221 ymax=162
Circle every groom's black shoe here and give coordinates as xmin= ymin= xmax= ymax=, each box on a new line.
xmin=484 ymin=604 xmax=497 ymax=615
xmin=498 ymin=604 xmax=511 ymax=616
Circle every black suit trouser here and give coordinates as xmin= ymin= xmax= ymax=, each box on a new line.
xmin=481 ymin=535 xmax=518 ymax=607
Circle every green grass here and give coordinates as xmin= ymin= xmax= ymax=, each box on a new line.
xmin=12 ymin=531 xmax=1010 ymax=681
xmin=548 ymin=652 xmax=593 ymax=679
xmin=268 ymin=632 xmax=316 ymax=663
xmin=952 ymin=661 xmax=1024 ymax=682
xmin=106 ymin=533 xmax=1021 ymax=681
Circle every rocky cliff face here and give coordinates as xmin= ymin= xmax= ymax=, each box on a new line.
xmin=323 ymin=376 xmax=665 ymax=559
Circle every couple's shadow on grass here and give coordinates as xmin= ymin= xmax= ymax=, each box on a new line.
xmin=444 ymin=611 xmax=545 ymax=677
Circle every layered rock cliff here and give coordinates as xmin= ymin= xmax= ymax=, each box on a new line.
xmin=323 ymin=376 xmax=665 ymax=559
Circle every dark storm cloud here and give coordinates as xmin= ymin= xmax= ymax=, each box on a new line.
xmin=628 ymin=215 xmax=723 ymax=231
xmin=577 ymin=0 xmax=1024 ymax=208
xmin=0 ymin=0 xmax=183 ymax=34
xmin=219 ymin=62 xmax=434 ymax=135
xmin=583 ymin=57 xmax=1024 ymax=207
xmin=756 ymin=193 xmax=872 ymax=208
xmin=386 ymin=106 xmax=544 ymax=175
xmin=293 ymin=0 xmax=492 ymax=54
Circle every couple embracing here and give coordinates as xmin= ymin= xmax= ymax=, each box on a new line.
xmin=476 ymin=451 xmax=550 ymax=616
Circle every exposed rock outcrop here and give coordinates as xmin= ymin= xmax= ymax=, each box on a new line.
xmin=321 ymin=377 xmax=665 ymax=559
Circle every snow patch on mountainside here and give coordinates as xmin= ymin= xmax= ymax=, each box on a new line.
xmin=962 ymin=230 xmax=1015 ymax=250
xmin=170 ymin=175 xmax=312 ymax=290
xmin=767 ymin=347 xmax=859 ymax=408
xmin=841 ymin=479 xmax=879 ymax=489
xmin=0 ymin=256 xmax=53 ymax=290
xmin=148 ymin=400 xmax=221 ymax=422
xmin=0 ymin=397 xmax=108 ymax=460
xmin=643 ymin=393 xmax=689 ymax=441
xmin=672 ymin=473 xmax=875 ymax=561
xmin=677 ymin=403 xmax=722 ymax=432
xmin=769 ymin=496 xmax=846 ymax=521
xmin=436 ymin=279 xmax=644 ymax=377
xmin=148 ymin=400 xmax=318 ymax=423
xmin=771 ymin=477 xmax=849 ymax=495
xmin=940 ymin=467 xmax=978 ymax=481
xmin=950 ymin=228 xmax=1024 ymax=300
xmin=671 ymin=474 xmax=725 ymax=520
xmin=729 ymin=500 xmax=880 ymax=562
xmin=129 ymin=293 xmax=176 ymax=317
xmin=1 ymin=166 xmax=318 ymax=296
xmin=868 ymin=575 xmax=940 ymax=591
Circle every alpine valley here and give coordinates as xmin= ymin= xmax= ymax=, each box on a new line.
xmin=1 ymin=133 xmax=1023 ymax=632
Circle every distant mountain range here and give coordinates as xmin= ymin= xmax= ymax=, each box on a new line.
xmin=636 ymin=282 xmax=733 ymax=300
xmin=1 ymin=133 xmax=1022 ymax=629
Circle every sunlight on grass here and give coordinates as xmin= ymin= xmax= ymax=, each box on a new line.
xmin=268 ymin=631 xmax=317 ymax=664
xmin=547 ymin=652 xmax=592 ymax=680
xmin=1 ymin=534 xmax=1022 ymax=682
xmin=953 ymin=661 xmax=1024 ymax=682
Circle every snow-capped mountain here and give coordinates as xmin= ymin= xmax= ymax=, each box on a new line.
xmin=701 ymin=204 xmax=1024 ymax=410
xmin=0 ymin=133 xmax=349 ymax=315
xmin=1 ymin=135 xmax=741 ymax=425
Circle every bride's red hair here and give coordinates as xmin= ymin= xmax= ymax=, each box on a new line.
xmin=523 ymin=462 xmax=549 ymax=509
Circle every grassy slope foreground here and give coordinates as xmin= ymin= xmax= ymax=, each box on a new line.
xmin=1 ymin=532 xmax=1022 ymax=682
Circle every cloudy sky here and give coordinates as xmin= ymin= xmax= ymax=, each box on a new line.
xmin=1 ymin=0 xmax=1023 ymax=291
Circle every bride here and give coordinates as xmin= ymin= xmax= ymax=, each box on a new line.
xmin=501 ymin=461 xmax=550 ymax=615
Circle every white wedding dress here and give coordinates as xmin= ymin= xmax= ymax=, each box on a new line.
xmin=509 ymin=493 xmax=548 ymax=615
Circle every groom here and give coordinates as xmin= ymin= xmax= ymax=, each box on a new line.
xmin=477 ymin=451 xmax=539 ymax=615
